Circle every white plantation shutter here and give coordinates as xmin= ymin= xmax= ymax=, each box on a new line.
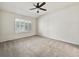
xmin=28 ymin=21 xmax=32 ymax=32
xmin=15 ymin=18 xmax=32 ymax=33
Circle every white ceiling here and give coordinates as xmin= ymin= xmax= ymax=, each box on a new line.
xmin=0 ymin=2 xmax=77 ymax=18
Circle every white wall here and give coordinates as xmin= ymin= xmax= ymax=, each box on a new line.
xmin=0 ymin=10 xmax=36 ymax=42
xmin=0 ymin=11 xmax=1 ymax=40
xmin=38 ymin=4 xmax=79 ymax=45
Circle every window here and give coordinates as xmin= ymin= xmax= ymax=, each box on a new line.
xmin=15 ymin=18 xmax=32 ymax=33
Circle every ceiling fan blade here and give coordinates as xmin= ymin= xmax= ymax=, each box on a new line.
xmin=30 ymin=8 xmax=37 ymax=10
xmin=39 ymin=2 xmax=46 ymax=7
xmin=39 ymin=8 xmax=47 ymax=11
xmin=33 ymin=3 xmax=36 ymax=7
xmin=37 ymin=2 xmax=39 ymax=7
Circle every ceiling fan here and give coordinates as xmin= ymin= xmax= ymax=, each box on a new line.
xmin=30 ymin=2 xmax=47 ymax=13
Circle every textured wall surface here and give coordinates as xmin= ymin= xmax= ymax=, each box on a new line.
xmin=0 ymin=10 xmax=37 ymax=42
xmin=38 ymin=4 xmax=79 ymax=45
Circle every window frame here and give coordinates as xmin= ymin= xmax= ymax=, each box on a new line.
xmin=15 ymin=18 xmax=32 ymax=33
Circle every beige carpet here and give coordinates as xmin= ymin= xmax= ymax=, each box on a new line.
xmin=0 ymin=35 xmax=79 ymax=57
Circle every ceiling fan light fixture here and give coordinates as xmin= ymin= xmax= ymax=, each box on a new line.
xmin=29 ymin=2 xmax=47 ymax=13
